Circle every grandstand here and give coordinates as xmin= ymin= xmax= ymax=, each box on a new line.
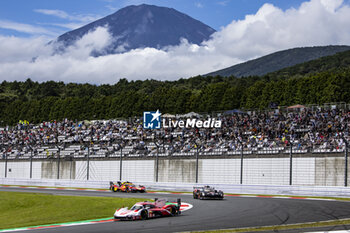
xmin=0 ymin=104 xmax=349 ymax=160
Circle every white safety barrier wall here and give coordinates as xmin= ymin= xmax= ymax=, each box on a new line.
xmin=88 ymin=160 xmax=120 ymax=181
xmin=42 ymin=160 xmax=72 ymax=180
xmin=292 ymin=157 xmax=315 ymax=185
xmin=315 ymin=157 xmax=345 ymax=186
xmin=243 ymin=158 xmax=290 ymax=185
xmin=122 ymin=160 xmax=154 ymax=182
xmin=0 ymin=155 xmax=349 ymax=186
xmin=74 ymin=160 xmax=154 ymax=182
xmin=31 ymin=162 xmax=42 ymax=179
xmin=5 ymin=162 xmax=29 ymax=179
xmin=158 ymin=159 xmax=197 ymax=183
xmin=76 ymin=161 xmax=87 ymax=180
xmin=0 ymin=162 xmax=4 ymax=178
xmin=201 ymin=159 xmax=240 ymax=184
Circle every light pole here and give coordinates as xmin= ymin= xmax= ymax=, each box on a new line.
xmin=344 ymin=136 xmax=348 ymax=187
xmin=289 ymin=141 xmax=293 ymax=186
xmin=118 ymin=139 xmax=124 ymax=181
xmin=4 ymin=147 xmax=8 ymax=178
xmin=154 ymin=136 xmax=160 ymax=183
xmin=56 ymin=144 xmax=61 ymax=180
xmin=86 ymin=142 xmax=90 ymax=180
xmin=239 ymin=140 xmax=243 ymax=185
xmin=194 ymin=139 xmax=201 ymax=183
xmin=29 ymin=145 xmax=33 ymax=179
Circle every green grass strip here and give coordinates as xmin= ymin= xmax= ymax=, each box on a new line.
xmin=0 ymin=191 xmax=149 ymax=229
xmin=189 ymin=218 xmax=350 ymax=232
xmin=0 ymin=217 xmax=114 ymax=232
xmin=0 ymin=184 xmax=109 ymax=191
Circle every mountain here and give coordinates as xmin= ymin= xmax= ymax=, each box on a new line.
xmin=55 ymin=4 xmax=216 ymax=54
xmin=205 ymin=45 xmax=350 ymax=77
xmin=267 ymin=49 xmax=350 ymax=78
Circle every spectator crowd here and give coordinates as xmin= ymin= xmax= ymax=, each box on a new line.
xmin=1 ymin=106 xmax=349 ymax=159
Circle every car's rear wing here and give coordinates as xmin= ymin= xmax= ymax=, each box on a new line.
xmin=109 ymin=181 xmax=122 ymax=186
xmin=154 ymin=198 xmax=181 ymax=209
xmin=177 ymin=198 xmax=181 ymax=211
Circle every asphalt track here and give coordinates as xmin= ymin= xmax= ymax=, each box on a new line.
xmin=2 ymin=187 xmax=350 ymax=233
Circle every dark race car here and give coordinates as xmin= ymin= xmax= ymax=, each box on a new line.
xmin=114 ymin=198 xmax=181 ymax=220
xmin=193 ymin=185 xmax=224 ymax=200
xmin=109 ymin=181 xmax=146 ymax=193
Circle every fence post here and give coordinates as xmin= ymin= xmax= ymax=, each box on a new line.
xmin=57 ymin=147 xmax=60 ymax=180
xmin=5 ymin=151 xmax=8 ymax=178
xmin=70 ymin=156 xmax=73 ymax=180
xmin=345 ymin=140 xmax=348 ymax=187
xmin=289 ymin=142 xmax=293 ymax=185
xmin=30 ymin=149 xmax=33 ymax=179
xmin=156 ymin=146 xmax=159 ymax=182
xmin=87 ymin=145 xmax=90 ymax=180
xmin=196 ymin=146 xmax=199 ymax=183
xmin=240 ymin=141 xmax=243 ymax=185
xmin=119 ymin=144 xmax=123 ymax=181
xmin=154 ymin=139 xmax=160 ymax=182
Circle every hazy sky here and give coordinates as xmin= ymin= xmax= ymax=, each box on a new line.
xmin=1 ymin=0 xmax=350 ymax=83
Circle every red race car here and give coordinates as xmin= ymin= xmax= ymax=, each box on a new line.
xmin=109 ymin=181 xmax=146 ymax=193
xmin=114 ymin=198 xmax=181 ymax=220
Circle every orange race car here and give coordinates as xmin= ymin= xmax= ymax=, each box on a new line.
xmin=109 ymin=181 xmax=146 ymax=193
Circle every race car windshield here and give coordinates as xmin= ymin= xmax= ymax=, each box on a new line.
xmin=131 ymin=205 xmax=143 ymax=210
xmin=204 ymin=188 xmax=214 ymax=192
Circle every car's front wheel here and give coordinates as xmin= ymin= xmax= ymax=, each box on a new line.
xmin=199 ymin=193 xmax=204 ymax=200
xmin=170 ymin=207 xmax=177 ymax=216
xmin=141 ymin=210 xmax=148 ymax=220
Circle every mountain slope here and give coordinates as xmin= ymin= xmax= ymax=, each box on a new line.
xmin=267 ymin=49 xmax=350 ymax=78
xmin=206 ymin=45 xmax=350 ymax=77
xmin=55 ymin=4 xmax=215 ymax=54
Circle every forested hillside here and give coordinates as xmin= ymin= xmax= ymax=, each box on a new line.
xmin=206 ymin=45 xmax=350 ymax=77
xmin=267 ymin=49 xmax=350 ymax=79
xmin=1 ymin=49 xmax=350 ymax=126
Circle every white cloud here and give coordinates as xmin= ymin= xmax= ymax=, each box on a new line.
xmin=62 ymin=26 xmax=113 ymax=58
xmin=0 ymin=36 xmax=52 ymax=63
xmin=35 ymin=9 xmax=71 ymax=19
xmin=0 ymin=20 xmax=58 ymax=36
xmin=217 ymin=1 xmax=230 ymax=6
xmin=105 ymin=5 xmax=119 ymax=12
xmin=34 ymin=9 xmax=100 ymax=23
xmin=50 ymin=22 xmax=86 ymax=30
xmin=204 ymin=0 xmax=350 ymax=60
xmin=195 ymin=2 xmax=204 ymax=8
xmin=1 ymin=0 xmax=350 ymax=84
xmin=320 ymin=0 xmax=343 ymax=11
